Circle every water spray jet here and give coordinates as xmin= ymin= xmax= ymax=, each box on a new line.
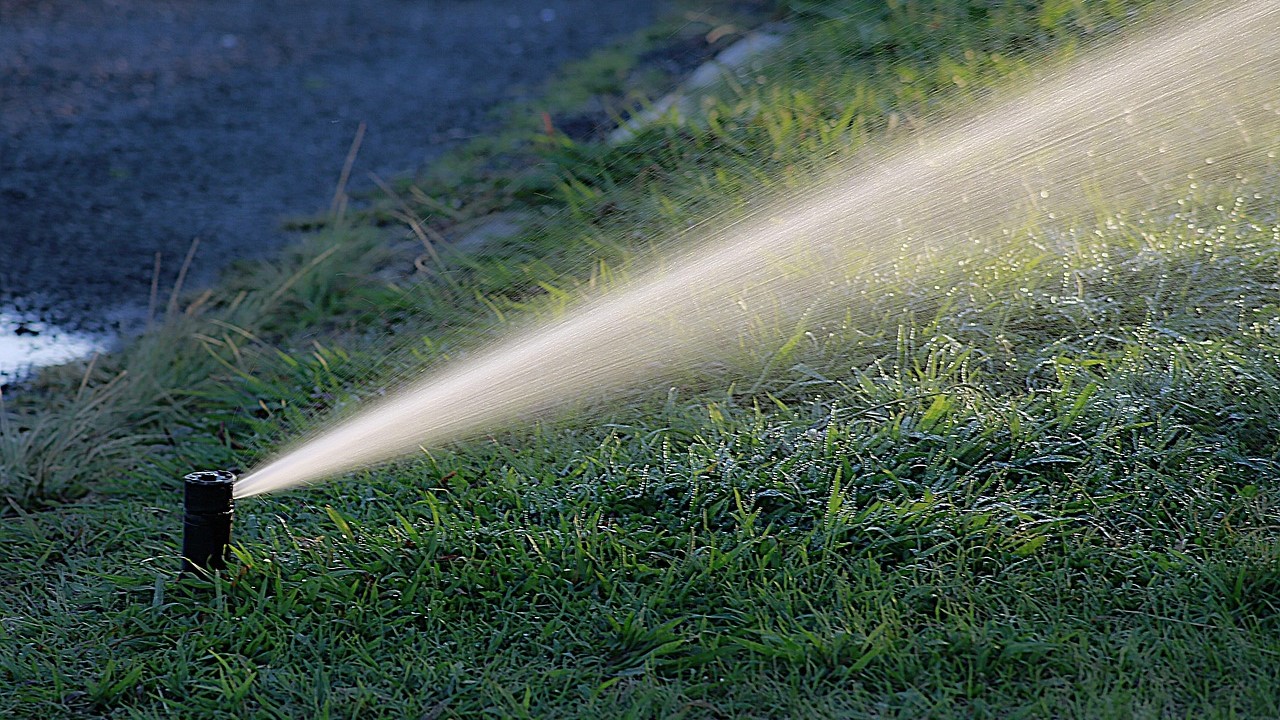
xmin=234 ymin=0 xmax=1280 ymax=499
xmin=182 ymin=470 xmax=236 ymax=577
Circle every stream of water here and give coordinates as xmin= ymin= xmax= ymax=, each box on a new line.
xmin=236 ymin=0 xmax=1280 ymax=498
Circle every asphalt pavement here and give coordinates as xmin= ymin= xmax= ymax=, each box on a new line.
xmin=0 ymin=0 xmax=664 ymax=375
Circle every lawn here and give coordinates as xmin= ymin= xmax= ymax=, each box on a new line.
xmin=3 ymin=0 xmax=1279 ymax=717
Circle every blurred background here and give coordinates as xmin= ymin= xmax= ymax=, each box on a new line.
xmin=0 ymin=0 xmax=671 ymax=373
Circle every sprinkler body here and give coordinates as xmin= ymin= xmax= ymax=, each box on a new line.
xmin=182 ymin=470 xmax=236 ymax=576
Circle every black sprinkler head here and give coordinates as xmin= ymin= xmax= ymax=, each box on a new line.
xmin=182 ymin=470 xmax=236 ymax=576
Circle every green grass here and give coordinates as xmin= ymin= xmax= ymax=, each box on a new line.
xmin=4 ymin=0 xmax=1280 ymax=717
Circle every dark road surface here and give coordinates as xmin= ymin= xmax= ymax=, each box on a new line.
xmin=0 ymin=0 xmax=665 ymax=375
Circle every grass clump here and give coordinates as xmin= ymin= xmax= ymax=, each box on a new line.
xmin=4 ymin=0 xmax=1280 ymax=717
xmin=0 ymin=226 xmax=404 ymax=507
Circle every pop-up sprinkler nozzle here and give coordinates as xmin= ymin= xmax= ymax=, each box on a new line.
xmin=182 ymin=470 xmax=236 ymax=576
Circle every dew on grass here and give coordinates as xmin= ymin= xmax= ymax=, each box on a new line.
xmin=235 ymin=0 xmax=1280 ymax=498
